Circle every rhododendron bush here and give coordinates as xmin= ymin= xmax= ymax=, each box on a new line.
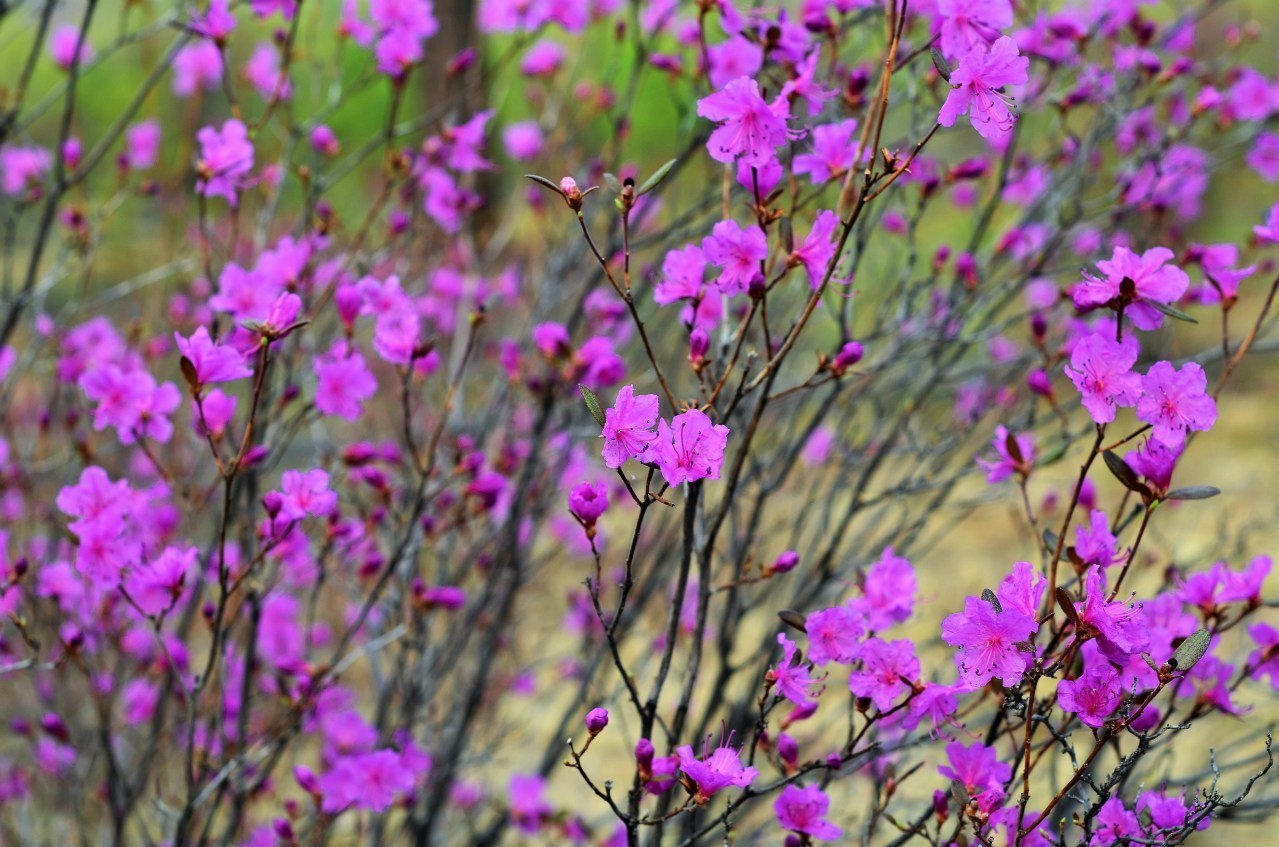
xmin=3 ymin=0 xmax=1279 ymax=845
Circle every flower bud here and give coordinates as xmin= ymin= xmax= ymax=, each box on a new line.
xmin=1027 ymin=369 xmax=1053 ymax=399
xmin=769 ymin=550 xmax=799 ymax=574
xmin=560 ymin=177 xmax=583 ymax=211
xmin=585 ymin=707 xmax=609 ymax=735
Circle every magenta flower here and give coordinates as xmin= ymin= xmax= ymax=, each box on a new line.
xmin=1063 ymin=332 xmax=1142 ymax=424
xmin=600 ymin=384 xmax=659 ymax=469
xmin=80 ymin=365 xmax=181 ymax=444
xmin=124 ymin=545 xmax=197 ymax=616
xmin=805 ymin=605 xmax=865 ymax=665
xmin=791 ymin=210 xmax=840 ymax=289
xmin=703 ymin=219 xmax=767 ymax=295
xmin=173 ymin=41 xmax=224 ymax=97
xmin=1074 ymin=509 xmax=1124 ymax=568
xmin=195 ymin=119 xmax=254 ymax=206
xmin=848 ymin=637 xmax=919 ymax=710
xmin=938 ymin=37 xmax=1029 ymax=142
xmin=1136 ymin=361 xmax=1217 ymax=449
xmin=675 ymin=739 xmax=758 ymax=803
xmin=996 ymin=561 xmax=1047 ymax=620
xmin=175 ymin=327 xmax=251 ymax=387
xmin=1075 ymin=567 xmax=1150 ymax=663
xmin=585 ymin=707 xmax=609 ymax=734
xmin=941 ymin=593 xmax=1037 ymax=690
xmin=650 ymin=409 xmax=730 ymax=486
xmin=313 ymin=341 xmax=377 ymax=420
xmin=792 ymin=119 xmax=859 ymax=184
xmin=654 ymin=245 xmax=707 ymax=305
xmin=1091 ymin=797 xmax=1141 ymax=847
xmin=850 ymin=547 xmax=916 ymax=631
xmin=0 ymin=146 xmax=52 ymax=196
xmin=1125 ymin=436 xmax=1181 ymax=496
xmin=774 ymin=783 xmax=842 ymax=841
xmin=707 ymin=35 xmax=763 ymax=89
xmin=276 ymin=469 xmax=337 ymax=522
xmin=976 ymin=424 xmax=1035 ymax=483
xmin=697 ymin=76 xmax=791 ymax=167
xmin=318 ymin=750 xmax=415 ymax=813
xmin=1057 ymin=663 xmax=1122 ymax=728
xmin=1246 ymin=622 xmax=1279 ymax=690
xmin=767 ymin=632 xmax=822 ymax=708
xmin=506 ymin=777 xmax=552 ymax=834
xmin=936 ymin=0 xmax=1013 ymax=60
xmin=1254 ymin=203 xmax=1279 ymax=244
xmin=1078 ymin=247 xmax=1190 ymax=332
xmin=568 ymin=481 xmax=609 ymax=524
xmin=937 ymin=741 xmax=1010 ymax=812
xmin=123 ymin=120 xmax=161 ymax=170
xmin=49 ymin=25 xmax=93 ymax=70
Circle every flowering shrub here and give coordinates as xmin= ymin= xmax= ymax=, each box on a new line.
xmin=1 ymin=0 xmax=1278 ymax=845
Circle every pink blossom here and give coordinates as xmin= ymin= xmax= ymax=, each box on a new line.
xmin=697 ymin=76 xmax=791 ymax=167
xmin=976 ymin=424 xmax=1035 ymax=483
xmin=703 ymin=219 xmax=767 ymax=295
xmin=49 ymin=25 xmax=93 ymax=70
xmin=318 ymin=749 xmax=416 ymax=813
xmin=654 ymin=245 xmax=706 ymax=305
xmin=173 ymin=41 xmax=224 ymax=97
xmin=937 ymin=0 xmax=1013 ymax=60
xmin=941 ymin=592 xmax=1037 ymax=689
xmin=848 ymin=637 xmax=919 ymax=710
xmin=792 ymin=119 xmax=858 ymax=184
xmin=175 ymin=327 xmax=251 ymax=386
xmin=650 ymin=408 xmax=730 ymax=486
xmin=767 ymin=632 xmax=821 ymax=707
xmin=0 ymin=146 xmax=51 ymax=196
xmin=1074 ymin=246 xmax=1190 ymax=331
xmin=774 ymin=783 xmax=842 ymax=841
xmin=938 ymin=37 xmax=1029 ymax=141
xmin=600 ymin=385 xmax=659 ymax=468
xmin=791 ymin=210 xmax=840 ymax=289
xmin=805 ymin=605 xmax=865 ymax=665
xmin=1136 ymin=361 xmax=1217 ymax=449
xmin=707 ymin=35 xmax=763 ymax=89
xmin=1075 ymin=567 xmax=1149 ymax=663
xmin=314 ymin=341 xmax=377 ymax=420
xmin=1064 ymin=332 xmax=1141 ymax=424
xmin=195 ymin=119 xmax=254 ymax=205
xmin=937 ymin=741 xmax=1010 ymax=812
xmin=676 ymin=739 xmax=757 ymax=802
xmin=1057 ymin=663 xmax=1122 ymax=727
xmin=277 ymin=469 xmax=338 ymax=522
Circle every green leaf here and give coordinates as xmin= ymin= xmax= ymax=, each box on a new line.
xmin=525 ymin=174 xmax=562 ymax=194
xmin=637 ymin=158 xmax=678 ymax=196
xmin=931 ymin=48 xmax=953 ymax=82
xmin=603 ymin=172 xmax=622 ymax=195
xmin=1102 ymin=450 xmax=1149 ymax=496
xmin=1146 ymin=299 xmax=1199 ymax=324
xmin=579 ymin=384 xmax=606 ymax=428
xmin=1165 ymin=486 xmax=1221 ymax=501
xmin=1172 ymin=628 xmax=1212 ymax=672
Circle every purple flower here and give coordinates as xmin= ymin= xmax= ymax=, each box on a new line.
xmin=276 ymin=469 xmax=337 ymax=522
xmin=1073 ymin=246 xmax=1190 ymax=331
xmin=654 ymin=245 xmax=706 ymax=305
xmin=937 ymin=0 xmax=1014 ymax=60
xmin=976 ymin=424 xmax=1035 ymax=483
xmin=941 ymin=593 xmax=1037 ymax=690
xmin=313 ymin=341 xmax=377 ymax=420
xmin=1136 ymin=361 xmax=1217 ymax=449
xmin=805 ymin=605 xmax=865 ymax=665
xmin=848 ymin=637 xmax=919 ymax=710
xmin=508 ymin=773 xmax=553 ymax=834
xmin=175 ymin=326 xmax=251 ymax=387
xmin=767 ymin=632 xmax=821 ymax=707
xmin=1074 ymin=509 xmax=1124 ymax=568
xmin=650 ymin=409 xmax=730 ymax=486
xmin=996 ymin=561 xmax=1046 ymax=620
xmin=1056 ymin=663 xmax=1122 ymax=728
xmin=675 ymin=739 xmax=757 ymax=803
xmin=1254 ymin=203 xmax=1279 ymax=244
xmin=774 ymin=784 xmax=842 ymax=841
xmin=703 ymin=220 xmax=767 ymax=295
xmin=938 ymin=37 xmax=1029 ymax=142
xmin=585 ymin=707 xmax=609 ymax=734
xmin=937 ymin=741 xmax=1010 ymax=812
xmin=600 ymin=385 xmax=660 ymax=469
xmin=1125 ymin=437 xmax=1181 ymax=495
xmin=1063 ymin=332 xmax=1141 ymax=424
xmin=792 ymin=120 xmax=859 ymax=184
xmin=196 ymin=119 xmax=254 ymax=205
xmin=697 ymin=76 xmax=791 ymax=167
xmin=707 ymin=35 xmax=763 ymax=89
xmin=1075 ymin=567 xmax=1149 ymax=663
xmin=568 ymin=481 xmax=609 ymax=524
xmin=1090 ymin=797 xmax=1141 ymax=846
xmin=1246 ymin=622 xmax=1279 ymax=690
xmin=791 ymin=210 xmax=840 ymax=289
xmin=850 ymin=547 xmax=916 ymax=631
xmin=49 ymin=25 xmax=93 ymax=70
xmin=318 ymin=749 xmax=416 ymax=813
